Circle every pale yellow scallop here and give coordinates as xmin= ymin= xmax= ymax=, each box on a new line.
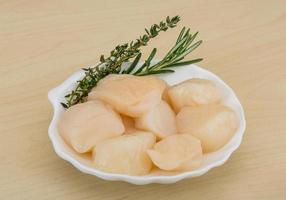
xmin=162 ymin=83 xmax=172 ymax=105
xmin=57 ymin=101 xmax=125 ymax=153
xmin=135 ymin=101 xmax=177 ymax=139
xmin=88 ymin=74 xmax=166 ymax=117
xmin=147 ymin=134 xmax=202 ymax=171
xmin=168 ymin=78 xmax=222 ymax=112
xmin=176 ymin=104 xmax=238 ymax=153
xmin=121 ymin=115 xmax=137 ymax=134
xmin=93 ymin=131 xmax=156 ymax=175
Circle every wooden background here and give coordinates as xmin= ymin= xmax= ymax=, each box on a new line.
xmin=1 ymin=0 xmax=286 ymax=199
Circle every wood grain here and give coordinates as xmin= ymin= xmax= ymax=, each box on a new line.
xmin=1 ymin=0 xmax=286 ymax=199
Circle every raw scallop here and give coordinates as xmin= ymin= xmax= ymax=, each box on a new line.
xmin=168 ymin=78 xmax=222 ymax=112
xmin=176 ymin=104 xmax=238 ymax=153
xmin=93 ymin=131 xmax=156 ymax=175
xmin=162 ymin=84 xmax=172 ymax=105
xmin=121 ymin=115 xmax=137 ymax=134
xmin=147 ymin=134 xmax=202 ymax=171
xmin=88 ymin=74 xmax=166 ymax=117
xmin=135 ymin=101 xmax=177 ymax=139
xmin=58 ymin=101 xmax=125 ymax=153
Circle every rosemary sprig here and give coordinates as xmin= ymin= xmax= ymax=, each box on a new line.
xmin=62 ymin=16 xmax=181 ymax=108
xmin=62 ymin=15 xmax=203 ymax=108
xmin=128 ymin=27 xmax=203 ymax=76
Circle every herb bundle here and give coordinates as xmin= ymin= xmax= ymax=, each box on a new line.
xmin=62 ymin=15 xmax=203 ymax=108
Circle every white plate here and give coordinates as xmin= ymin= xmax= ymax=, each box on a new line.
xmin=48 ymin=64 xmax=246 ymax=185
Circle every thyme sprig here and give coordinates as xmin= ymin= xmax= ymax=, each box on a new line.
xmin=61 ymin=15 xmax=203 ymax=108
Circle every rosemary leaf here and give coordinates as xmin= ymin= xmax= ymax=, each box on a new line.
xmin=142 ymin=69 xmax=175 ymax=75
xmin=145 ymin=48 xmax=157 ymax=71
xmin=176 ymin=27 xmax=186 ymax=44
xmin=124 ymin=53 xmax=142 ymax=74
xmin=163 ymin=58 xmax=203 ymax=68
xmin=173 ymin=40 xmax=203 ymax=61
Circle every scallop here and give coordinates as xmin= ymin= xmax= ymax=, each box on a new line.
xmin=121 ymin=115 xmax=137 ymax=134
xmin=162 ymin=83 xmax=172 ymax=105
xmin=57 ymin=101 xmax=125 ymax=153
xmin=147 ymin=134 xmax=202 ymax=171
xmin=167 ymin=78 xmax=222 ymax=112
xmin=176 ymin=104 xmax=238 ymax=153
xmin=88 ymin=74 xmax=166 ymax=117
xmin=93 ymin=131 xmax=156 ymax=175
xmin=135 ymin=101 xmax=177 ymax=139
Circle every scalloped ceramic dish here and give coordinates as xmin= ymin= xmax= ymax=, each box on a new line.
xmin=48 ymin=64 xmax=246 ymax=185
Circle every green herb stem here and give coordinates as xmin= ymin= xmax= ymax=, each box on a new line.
xmin=61 ymin=16 xmax=203 ymax=108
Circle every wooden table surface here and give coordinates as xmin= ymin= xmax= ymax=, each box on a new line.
xmin=1 ymin=0 xmax=286 ymax=199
